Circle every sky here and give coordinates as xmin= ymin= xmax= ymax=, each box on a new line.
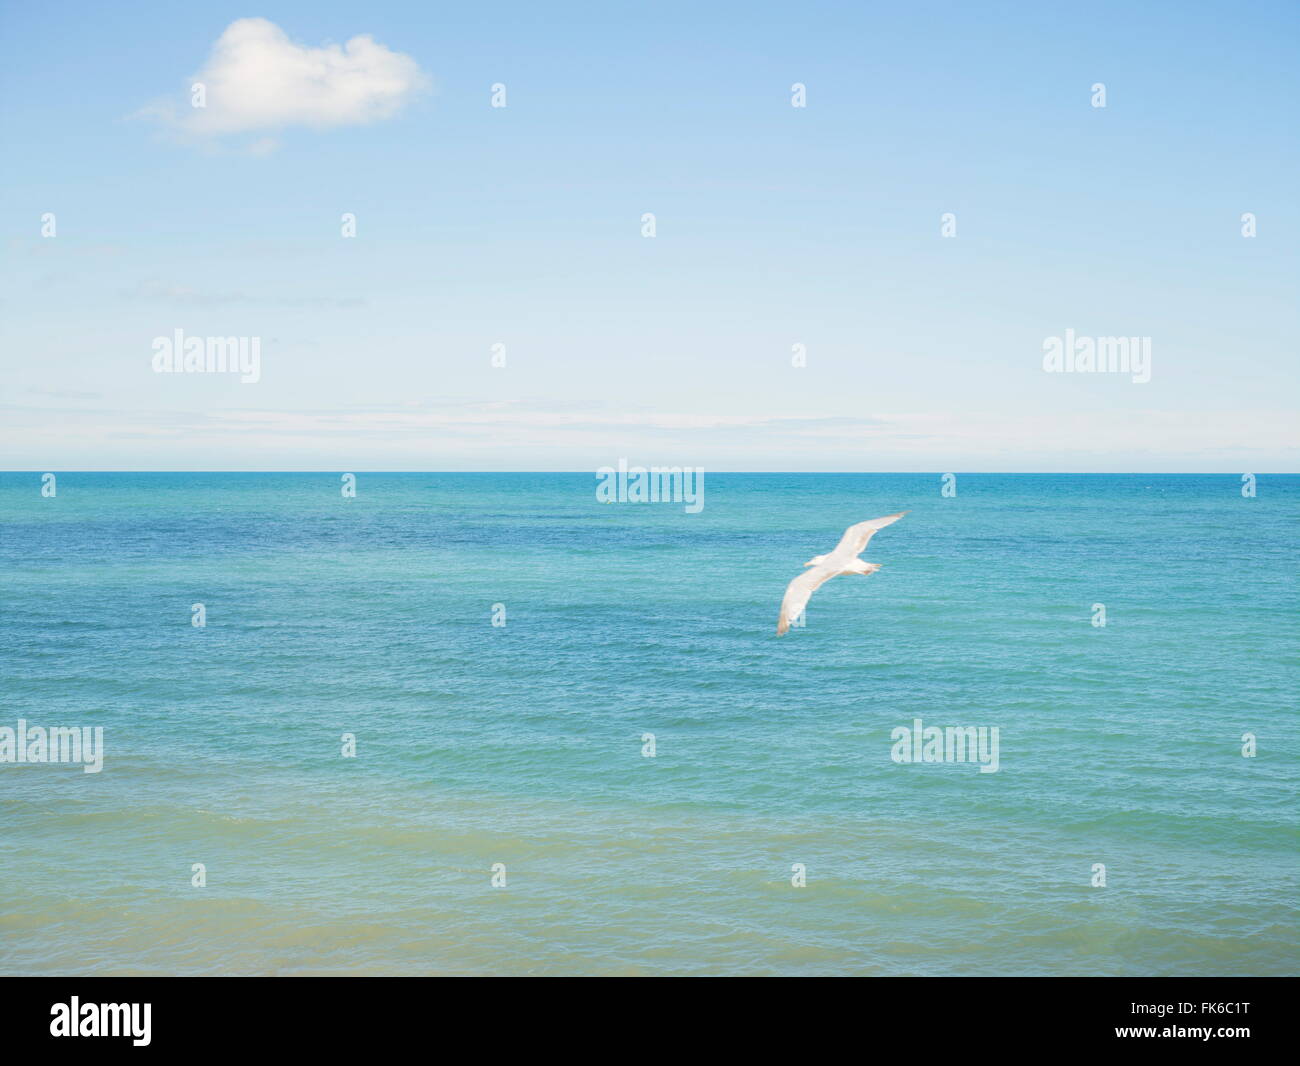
xmin=1 ymin=0 xmax=1297 ymax=471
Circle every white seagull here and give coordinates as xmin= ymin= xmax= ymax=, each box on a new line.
xmin=776 ymin=512 xmax=908 ymax=635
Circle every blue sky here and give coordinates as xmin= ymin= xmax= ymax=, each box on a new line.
xmin=2 ymin=0 xmax=1296 ymax=470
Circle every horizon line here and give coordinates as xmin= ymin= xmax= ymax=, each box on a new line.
xmin=3 ymin=470 xmax=1296 ymax=477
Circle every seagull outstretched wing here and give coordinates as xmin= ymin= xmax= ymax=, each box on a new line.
xmin=828 ymin=511 xmax=908 ymax=560
xmin=777 ymin=564 xmax=837 ymax=635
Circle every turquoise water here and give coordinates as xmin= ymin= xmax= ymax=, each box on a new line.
xmin=1 ymin=472 xmax=1296 ymax=976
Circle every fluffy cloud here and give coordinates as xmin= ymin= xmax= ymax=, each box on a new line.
xmin=144 ymin=18 xmax=428 ymax=144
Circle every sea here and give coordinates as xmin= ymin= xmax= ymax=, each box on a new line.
xmin=0 ymin=472 xmax=1295 ymax=975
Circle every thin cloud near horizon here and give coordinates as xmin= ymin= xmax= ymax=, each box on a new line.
xmin=2 ymin=400 xmax=1293 ymax=473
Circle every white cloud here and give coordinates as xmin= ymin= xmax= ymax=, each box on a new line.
xmin=142 ymin=18 xmax=428 ymax=145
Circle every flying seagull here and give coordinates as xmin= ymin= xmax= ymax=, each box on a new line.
xmin=776 ymin=512 xmax=908 ymax=635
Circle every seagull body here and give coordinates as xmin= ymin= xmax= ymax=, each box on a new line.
xmin=776 ymin=511 xmax=908 ymax=635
